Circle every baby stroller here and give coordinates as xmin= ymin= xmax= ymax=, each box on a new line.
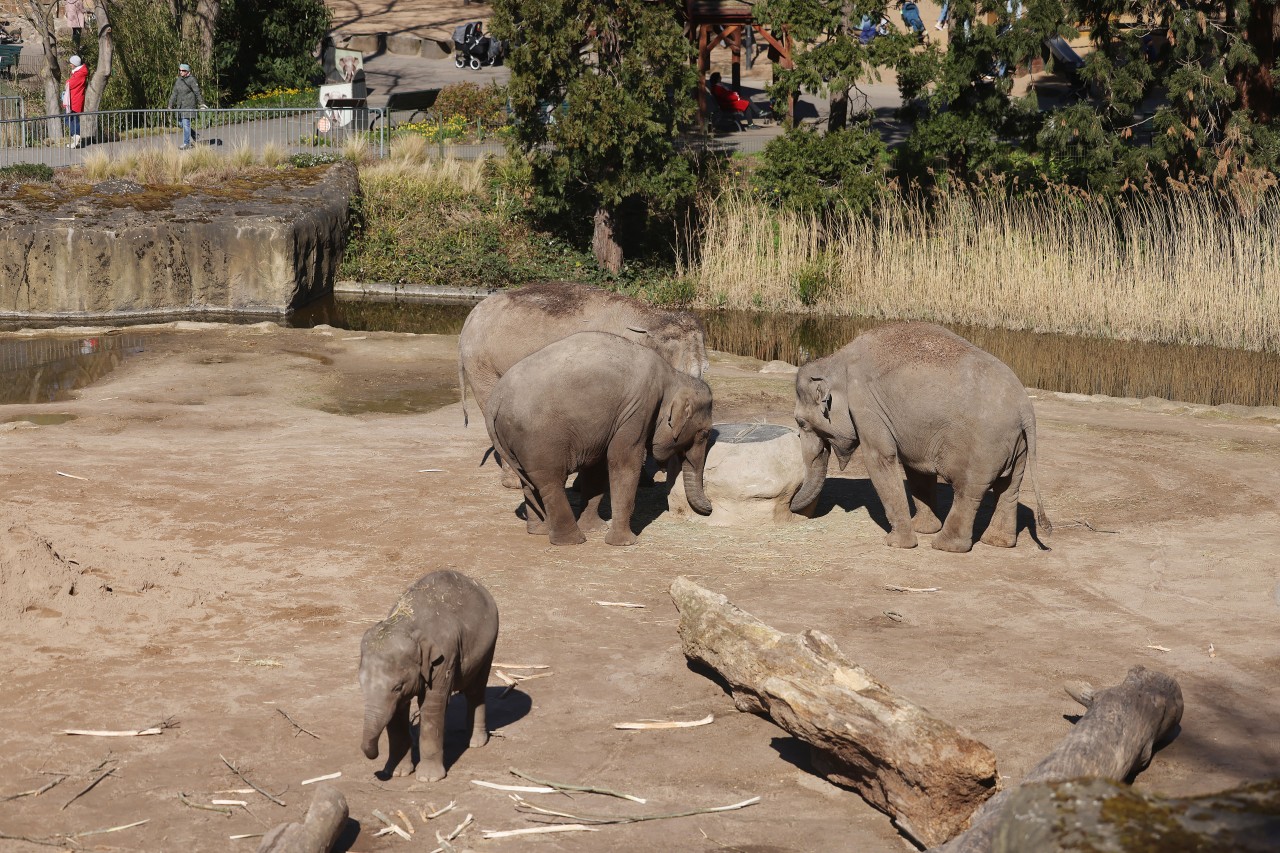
xmin=452 ymin=21 xmax=502 ymax=70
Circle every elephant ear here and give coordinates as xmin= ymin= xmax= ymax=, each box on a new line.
xmin=808 ymin=377 xmax=833 ymax=421
xmin=666 ymin=387 xmax=695 ymax=438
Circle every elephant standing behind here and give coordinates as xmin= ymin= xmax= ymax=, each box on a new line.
xmin=458 ymin=281 xmax=709 ymax=426
xmin=790 ymin=322 xmax=1050 ymax=552
xmin=485 ymin=331 xmax=714 ymax=546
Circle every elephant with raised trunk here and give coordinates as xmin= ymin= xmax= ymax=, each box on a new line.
xmin=459 ymin=281 xmax=709 ymax=486
xmin=485 ymin=331 xmax=714 ymax=546
xmin=790 ymin=322 xmax=1051 ymax=552
xmin=358 ymin=570 xmax=498 ymax=782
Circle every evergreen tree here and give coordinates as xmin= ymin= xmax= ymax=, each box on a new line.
xmin=490 ymin=0 xmax=700 ymax=272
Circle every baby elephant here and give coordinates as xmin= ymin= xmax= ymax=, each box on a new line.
xmin=358 ymin=570 xmax=498 ymax=782
xmin=486 ymin=331 xmax=714 ymax=546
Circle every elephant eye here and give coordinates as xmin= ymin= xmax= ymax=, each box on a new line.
xmin=392 ymin=684 xmax=402 ymax=693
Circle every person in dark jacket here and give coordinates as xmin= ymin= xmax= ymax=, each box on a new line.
xmin=167 ymin=62 xmax=207 ymax=150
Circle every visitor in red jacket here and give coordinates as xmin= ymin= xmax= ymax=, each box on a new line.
xmin=708 ymin=72 xmax=762 ymax=128
xmin=64 ymin=54 xmax=88 ymax=148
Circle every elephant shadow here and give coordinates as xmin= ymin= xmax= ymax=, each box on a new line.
xmin=515 ymin=473 xmax=676 ymax=539
xmin=812 ymin=477 xmax=1048 ymax=546
xmin=381 ymin=687 xmax=532 ymax=780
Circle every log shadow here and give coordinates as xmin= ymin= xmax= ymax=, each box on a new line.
xmin=334 ymin=818 xmax=362 ymax=852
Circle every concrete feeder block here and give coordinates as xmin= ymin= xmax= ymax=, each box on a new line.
xmin=668 ymin=422 xmax=810 ymax=526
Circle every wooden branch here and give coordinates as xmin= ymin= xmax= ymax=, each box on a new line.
xmin=221 ymin=755 xmax=286 ymax=807
xmin=508 ymin=768 xmax=647 ymax=803
xmin=986 ymin=777 xmax=1279 ymax=852
xmin=934 ymin=666 xmax=1183 ymax=852
xmin=670 ymin=576 xmax=998 ymax=848
xmin=60 ymin=765 xmax=117 ymax=811
xmin=255 ymin=784 xmax=348 ymax=853
xmin=276 ymin=709 xmax=320 ymax=740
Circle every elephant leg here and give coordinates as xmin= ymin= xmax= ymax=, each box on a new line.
xmin=575 ymin=461 xmax=609 ymax=532
xmin=933 ymin=482 xmax=983 ymax=553
xmin=864 ymin=450 xmax=917 ymax=548
xmin=416 ymin=684 xmax=451 ymax=783
xmin=496 ymin=452 xmax=522 ymax=490
xmin=385 ymin=700 xmax=416 ymax=777
xmin=905 ymin=468 xmax=943 ymax=534
xmin=464 ymin=674 xmax=489 ymax=749
xmin=981 ymin=444 xmax=1026 ymax=547
xmin=604 ymin=444 xmax=645 ymax=547
xmin=529 ymin=469 xmax=585 ymax=546
xmin=521 ymin=482 xmax=547 ymax=535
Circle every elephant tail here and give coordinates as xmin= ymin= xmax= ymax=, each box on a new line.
xmin=1024 ymin=412 xmax=1052 ymax=537
xmin=459 ymin=360 xmax=470 ymax=427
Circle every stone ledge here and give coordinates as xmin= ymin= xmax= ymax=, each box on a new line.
xmin=0 ymin=163 xmax=359 ymax=319
xmin=334 ymin=30 xmax=451 ymax=59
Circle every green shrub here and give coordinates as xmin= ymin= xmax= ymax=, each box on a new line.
xmin=215 ymin=0 xmax=330 ymax=104
xmin=0 ymin=163 xmax=54 ymax=182
xmin=289 ymin=152 xmax=342 ymax=168
xmin=753 ymin=125 xmax=888 ymax=216
xmin=430 ymin=82 xmax=507 ymax=128
xmin=793 ymin=261 xmax=831 ymax=307
xmin=93 ymin=0 xmax=211 ymax=112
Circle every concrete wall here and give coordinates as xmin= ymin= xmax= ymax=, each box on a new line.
xmin=0 ymin=163 xmax=358 ymax=319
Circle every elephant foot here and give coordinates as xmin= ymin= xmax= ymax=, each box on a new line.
xmin=500 ymin=470 xmax=522 ymax=489
xmin=577 ymin=512 xmax=607 ymax=532
xmin=390 ymin=762 xmax=416 ymax=778
xmin=885 ymin=529 xmax=918 ymax=549
xmin=526 ymin=516 xmax=547 ymax=535
xmin=605 ymin=525 xmax=637 ymax=547
xmin=932 ymin=533 xmax=976 ymax=553
xmin=469 ymin=731 xmax=490 ymax=749
xmin=548 ymin=527 xmax=587 ymax=546
xmin=980 ymin=528 xmax=1017 ymax=548
xmin=911 ymin=513 xmax=943 ymax=534
xmin=415 ymin=764 xmax=446 ymax=783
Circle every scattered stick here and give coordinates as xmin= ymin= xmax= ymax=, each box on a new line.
xmin=417 ymin=469 xmax=444 ymax=473
xmin=215 ymin=788 xmax=256 ymax=795
xmin=471 ymin=780 xmax=556 ymax=794
xmin=512 ymin=794 xmax=761 ymax=825
xmin=69 ymin=818 xmax=149 ymax=838
xmin=0 ymin=831 xmax=65 ymax=848
xmin=1146 ymin=644 xmax=1171 ymax=652
xmin=233 ymin=656 xmax=283 ymax=668
xmin=1208 ymin=644 xmax=1216 ymax=658
xmin=60 ymin=764 xmax=117 ymax=811
xmin=220 ymin=755 xmax=285 ymax=807
xmin=2 ymin=775 xmax=66 ymax=801
xmin=300 ymin=772 xmax=340 ymax=786
xmin=595 ymin=601 xmax=646 ymax=608
xmin=491 ymin=663 xmax=549 ymax=670
xmin=481 ymin=825 xmax=599 ymax=839
xmin=62 ymin=727 xmax=163 ymax=737
xmin=179 ymin=792 xmax=233 ymax=815
xmin=395 ymin=809 xmax=415 ymax=835
xmin=883 ymin=610 xmax=904 ymax=622
xmin=497 ymin=670 xmax=553 ymax=699
xmin=230 ymin=833 xmax=264 ymax=840
xmin=371 ymin=809 xmax=412 ymax=840
xmin=884 ymin=585 xmax=940 ymax=593
xmin=1078 ymin=520 xmax=1118 ymax=534
xmin=275 ymin=709 xmax=320 ymax=740
xmin=508 ymin=769 xmax=647 ymax=804
xmin=493 ymin=671 xmax=517 ymax=686
xmin=428 ymin=814 xmax=474 ymax=851
xmin=614 ymin=714 xmax=714 ymax=730
xmin=422 ymin=801 xmax=456 ymax=821
xmin=56 ymin=471 xmax=88 ymax=481
xmin=213 ymin=800 xmax=249 ymax=807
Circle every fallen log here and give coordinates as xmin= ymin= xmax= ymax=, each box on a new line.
xmin=934 ymin=666 xmax=1183 ymax=852
xmin=991 ymin=776 xmax=1280 ymax=852
xmin=669 ymin=576 xmax=998 ymax=847
xmin=256 ymin=784 xmax=348 ymax=853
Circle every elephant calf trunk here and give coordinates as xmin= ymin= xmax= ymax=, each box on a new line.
xmin=682 ymin=458 xmax=712 ymax=516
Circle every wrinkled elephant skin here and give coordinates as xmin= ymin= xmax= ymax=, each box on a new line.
xmin=485 ymin=332 xmax=714 ymax=546
xmin=358 ymin=570 xmax=499 ymax=782
xmin=791 ymin=322 xmax=1051 ymax=552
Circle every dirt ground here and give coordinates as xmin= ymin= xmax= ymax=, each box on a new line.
xmin=1 ymin=323 xmax=1278 ymax=852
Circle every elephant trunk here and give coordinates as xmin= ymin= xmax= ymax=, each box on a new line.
xmin=361 ymin=703 xmax=391 ymax=760
xmin=681 ymin=451 xmax=712 ymax=516
xmin=790 ymin=433 xmax=830 ymax=512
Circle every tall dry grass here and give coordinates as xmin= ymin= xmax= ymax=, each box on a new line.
xmin=683 ymin=191 xmax=1280 ymax=353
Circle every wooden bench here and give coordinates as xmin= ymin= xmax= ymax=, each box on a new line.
xmin=0 ymin=44 xmax=20 ymax=80
xmin=384 ymin=88 xmax=440 ymax=125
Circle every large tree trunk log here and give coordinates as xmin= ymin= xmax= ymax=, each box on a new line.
xmin=256 ymin=784 xmax=348 ymax=853
xmin=991 ymin=777 xmax=1280 ymax=852
xmin=670 ymin=576 xmax=999 ymax=848
xmin=592 ymin=207 xmax=624 ymax=273
xmin=81 ymin=2 xmax=111 ymax=138
xmin=935 ymin=666 xmax=1183 ymax=852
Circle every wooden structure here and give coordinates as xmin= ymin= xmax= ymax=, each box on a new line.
xmin=685 ymin=1 xmax=794 ymax=129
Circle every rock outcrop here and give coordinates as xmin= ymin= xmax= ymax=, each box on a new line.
xmin=0 ymin=163 xmax=358 ymax=319
xmin=668 ymin=423 xmax=807 ymax=526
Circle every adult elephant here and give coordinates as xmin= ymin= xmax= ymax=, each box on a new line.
xmin=459 ymin=282 xmax=709 ymax=486
xmin=485 ymin=332 xmax=713 ymax=546
xmin=789 ymin=322 xmax=1051 ymax=552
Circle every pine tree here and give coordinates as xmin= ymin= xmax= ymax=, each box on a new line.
xmin=490 ymin=0 xmax=699 ymax=272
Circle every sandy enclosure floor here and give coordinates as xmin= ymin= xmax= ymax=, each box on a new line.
xmin=0 ymin=323 xmax=1278 ymax=852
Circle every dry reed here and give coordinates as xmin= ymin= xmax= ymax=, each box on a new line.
xmin=683 ymin=191 xmax=1280 ymax=353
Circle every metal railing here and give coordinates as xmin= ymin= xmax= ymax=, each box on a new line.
xmin=0 ymin=106 xmax=387 ymax=168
